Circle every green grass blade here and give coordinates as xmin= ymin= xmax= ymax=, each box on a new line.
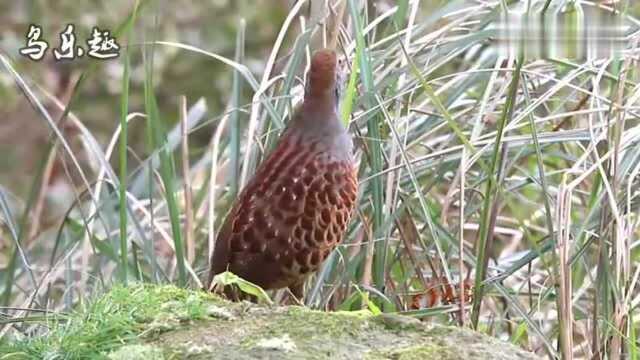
xmin=341 ymin=46 xmax=360 ymax=126
xmin=471 ymin=57 xmax=524 ymax=328
xmin=348 ymin=0 xmax=386 ymax=294
xmin=118 ymin=2 xmax=139 ymax=285
xmin=142 ymin=7 xmax=187 ymax=286
xmin=229 ymin=19 xmax=246 ymax=199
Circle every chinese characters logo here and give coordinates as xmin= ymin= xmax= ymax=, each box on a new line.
xmin=19 ymin=24 xmax=120 ymax=61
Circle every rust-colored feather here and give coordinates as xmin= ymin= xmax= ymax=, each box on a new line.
xmin=208 ymin=134 xmax=356 ymax=291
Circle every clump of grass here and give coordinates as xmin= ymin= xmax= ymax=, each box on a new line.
xmin=0 ymin=284 xmax=218 ymax=358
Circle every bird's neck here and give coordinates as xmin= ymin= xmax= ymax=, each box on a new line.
xmin=304 ymin=92 xmax=337 ymax=112
xmin=294 ymin=93 xmax=343 ymax=135
xmin=282 ymin=93 xmax=352 ymax=161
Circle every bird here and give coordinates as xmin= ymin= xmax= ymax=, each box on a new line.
xmin=207 ymin=48 xmax=358 ymax=300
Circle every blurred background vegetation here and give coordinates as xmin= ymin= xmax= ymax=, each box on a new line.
xmin=0 ymin=0 xmax=288 ymax=198
xmin=0 ymin=0 xmax=639 ymax=358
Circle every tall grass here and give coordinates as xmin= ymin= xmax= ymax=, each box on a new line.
xmin=0 ymin=0 xmax=639 ymax=358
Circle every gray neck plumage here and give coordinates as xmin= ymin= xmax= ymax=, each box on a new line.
xmin=282 ymin=94 xmax=352 ymax=161
xmin=297 ymin=95 xmax=344 ymax=134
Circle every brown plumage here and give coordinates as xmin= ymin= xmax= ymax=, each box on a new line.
xmin=207 ymin=49 xmax=358 ymax=299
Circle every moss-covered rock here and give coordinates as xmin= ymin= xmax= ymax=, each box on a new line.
xmin=0 ymin=284 xmax=539 ymax=359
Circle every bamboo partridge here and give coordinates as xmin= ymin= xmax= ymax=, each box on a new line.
xmin=207 ymin=49 xmax=358 ymax=299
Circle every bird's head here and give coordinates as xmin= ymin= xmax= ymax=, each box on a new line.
xmin=305 ymin=49 xmax=345 ymax=103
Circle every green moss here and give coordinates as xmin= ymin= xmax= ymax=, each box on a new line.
xmin=375 ymin=313 xmax=422 ymax=330
xmin=365 ymin=345 xmax=445 ymax=360
xmin=107 ymin=345 xmax=164 ymax=360
xmin=278 ymin=307 xmax=373 ymax=338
